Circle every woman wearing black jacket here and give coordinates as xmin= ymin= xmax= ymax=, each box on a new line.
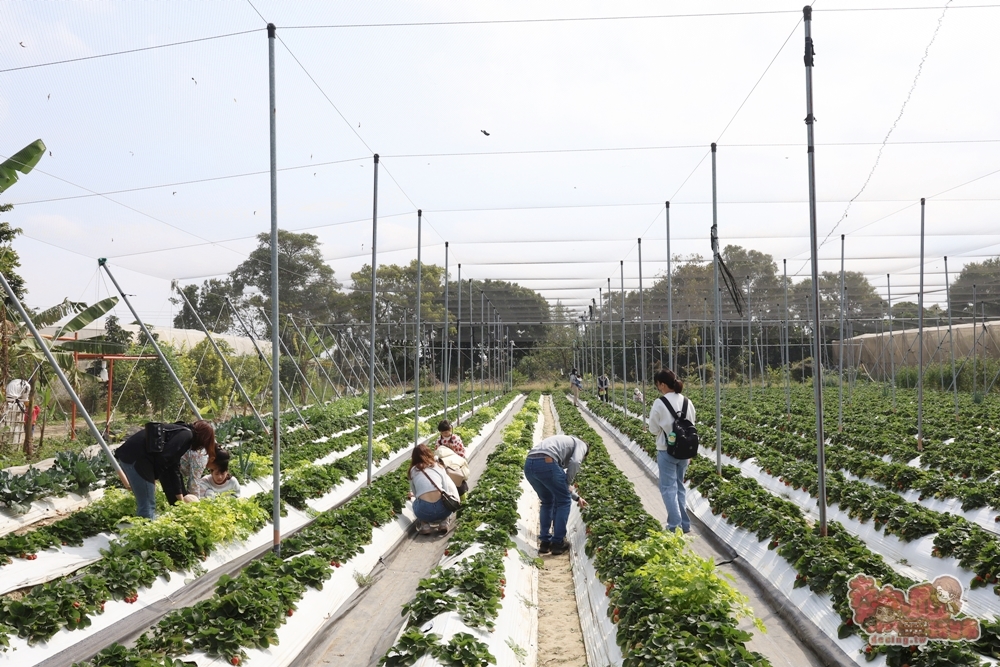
xmin=115 ymin=420 xmax=216 ymax=519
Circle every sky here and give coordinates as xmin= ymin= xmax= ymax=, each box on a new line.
xmin=2 ymin=0 xmax=999 ymax=328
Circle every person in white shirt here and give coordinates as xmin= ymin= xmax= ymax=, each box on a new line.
xmin=647 ymin=369 xmax=695 ymax=533
xmin=199 ymin=448 xmax=241 ymax=497
xmin=408 ymin=443 xmax=460 ymax=532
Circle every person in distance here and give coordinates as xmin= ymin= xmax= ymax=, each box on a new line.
xmin=115 ymin=420 xmax=217 ymax=520
xmin=408 ymin=443 xmax=461 ymax=534
xmin=569 ymin=368 xmax=583 ymax=406
xmin=524 ymin=434 xmax=588 ymax=556
xmin=597 ymin=373 xmax=610 ymax=402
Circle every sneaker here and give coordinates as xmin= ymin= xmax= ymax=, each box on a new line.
xmin=549 ymin=540 xmax=569 ymax=555
xmin=538 ymin=541 xmax=551 ymax=554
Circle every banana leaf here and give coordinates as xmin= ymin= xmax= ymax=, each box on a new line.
xmin=30 ymin=298 xmax=86 ymax=329
xmin=52 ymin=296 xmax=118 ymax=339
xmin=0 ymin=139 xmax=46 ymax=194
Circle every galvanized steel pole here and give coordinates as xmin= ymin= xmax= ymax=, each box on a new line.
xmin=711 ymin=144 xmax=723 ymax=475
xmin=266 ymin=22 xmax=281 ymax=552
xmin=803 ymin=6 xmax=828 ymax=536
xmin=839 ymin=234 xmax=846 ymax=432
xmin=917 ymin=198 xmax=926 ymax=450
xmin=100 ymin=261 xmax=201 ymax=420
xmin=414 ymin=210 xmax=423 ymax=448
xmin=638 ymin=238 xmax=647 ymax=424
xmin=945 ymin=256 xmax=959 ymax=416
xmin=666 ymin=201 xmax=674 ymax=371
xmin=366 ymin=154 xmax=379 ymax=485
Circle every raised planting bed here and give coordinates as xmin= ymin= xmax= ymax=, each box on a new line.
xmin=551 ymin=392 xmax=773 ymax=667
xmin=380 ymin=393 xmax=543 ymax=667
xmin=581 ymin=395 xmax=994 ymax=667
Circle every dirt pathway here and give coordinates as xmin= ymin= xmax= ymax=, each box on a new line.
xmin=534 ymin=396 xmax=588 ymax=667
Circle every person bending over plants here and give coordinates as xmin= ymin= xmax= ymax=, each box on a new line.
xmin=115 ymin=420 xmax=217 ymax=519
xmin=199 ymin=448 xmax=241 ymax=498
xmin=408 ymin=443 xmax=461 ymax=534
xmin=524 ymin=434 xmax=588 ymax=555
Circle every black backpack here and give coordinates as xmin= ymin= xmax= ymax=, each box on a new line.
xmin=145 ymin=422 xmax=191 ymax=455
xmin=659 ymin=396 xmax=699 ymax=459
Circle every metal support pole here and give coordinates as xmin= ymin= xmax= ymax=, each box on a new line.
xmin=887 ymin=275 xmax=897 ymax=410
xmin=917 ymin=198 xmax=926 ymax=449
xmin=457 ymin=268 xmax=462 ymax=423
xmin=803 ymin=6 xmax=827 ymax=535
xmin=608 ymin=278 xmax=616 ymax=399
xmin=666 ymin=201 xmax=674 ymax=371
xmin=174 ymin=282 xmax=269 ymax=434
xmin=0 ymin=271 xmax=128 ymax=487
xmin=366 ymin=154 xmax=379 ymax=484
xmin=638 ymin=238 xmax=647 ymax=424
xmin=99 ymin=261 xmax=201 ymax=420
xmin=711 ymin=144 xmax=723 ymax=475
xmin=620 ymin=260 xmax=627 ymax=406
xmin=945 ymin=256 xmax=959 ymax=416
xmin=746 ymin=276 xmax=753 ymax=399
xmin=414 ymin=210 xmax=423 ymax=447
xmin=599 ymin=288 xmax=606 ymax=381
xmin=469 ymin=280 xmax=475 ymax=413
xmin=783 ymin=259 xmax=791 ymax=417
xmin=839 ymin=234 xmax=846 ymax=432
xmin=266 ymin=22 xmax=281 ymax=552
xmin=480 ymin=290 xmax=485 ymax=400
xmin=443 ymin=241 xmax=450 ymax=416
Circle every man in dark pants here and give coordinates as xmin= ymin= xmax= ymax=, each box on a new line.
xmin=523 ymin=434 xmax=588 ymax=555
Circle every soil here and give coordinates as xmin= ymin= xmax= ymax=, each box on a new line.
xmin=535 ymin=396 xmax=588 ymax=667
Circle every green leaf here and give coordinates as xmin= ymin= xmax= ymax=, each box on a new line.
xmin=53 ymin=296 xmax=119 ymax=338
xmin=0 ymin=139 xmax=46 ymax=193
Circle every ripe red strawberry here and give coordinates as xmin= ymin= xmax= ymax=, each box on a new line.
xmin=231 ymin=657 xmax=241 ymax=666
xmin=287 ymin=609 xmax=294 ymax=616
xmin=72 ymin=602 xmax=80 ymax=608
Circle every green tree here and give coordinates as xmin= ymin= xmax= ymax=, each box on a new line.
xmin=171 ymin=278 xmax=236 ymax=332
xmin=229 ymin=230 xmax=345 ymax=336
xmin=0 ymin=206 xmax=26 ymax=305
xmin=950 ymin=257 xmax=1000 ymax=319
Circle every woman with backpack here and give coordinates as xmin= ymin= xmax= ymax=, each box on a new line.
xmin=115 ymin=420 xmax=217 ymax=520
xmin=648 ymin=369 xmax=697 ymax=534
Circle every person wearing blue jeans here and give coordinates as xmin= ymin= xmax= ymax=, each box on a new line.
xmin=648 ymin=369 xmax=696 ymax=533
xmin=524 ymin=434 xmax=588 ymax=555
xmin=119 ymin=460 xmax=156 ymax=519
xmin=408 ymin=444 xmax=461 ymax=534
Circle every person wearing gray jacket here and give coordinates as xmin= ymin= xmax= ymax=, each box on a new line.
xmin=524 ymin=434 xmax=588 ymax=555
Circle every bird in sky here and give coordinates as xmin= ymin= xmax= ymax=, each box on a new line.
xmin=172 ymin=191 xmax=177 ymax=195
xmin=191 ymin=77 xmax=197 ymax=85
xmin=19 ymin=42 xmax=25 ymax=48
xmin=47 ymin=94 xmax=50 ymax=100
xmin=48 ymin=151 xmax=52 ymax=156
xmin=481 ymin=130 xmax=490 ymax=136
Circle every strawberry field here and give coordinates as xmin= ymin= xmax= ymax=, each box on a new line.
xmin=580 ymin=384 xmax=1000 ymax=667
xmin=0 ymin=388 xmax=514 ymax=667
